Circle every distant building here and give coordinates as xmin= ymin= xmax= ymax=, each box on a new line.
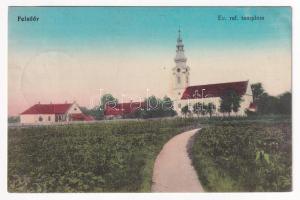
xmin=20 ymin=102 xmax=94 ymax=124
xmin=104 ymin=102 xmax=145 ymax=119
xmin=171 ymin=29 xmax=254 ymax=116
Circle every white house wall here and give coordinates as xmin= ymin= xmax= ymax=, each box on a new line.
xmin=66 ymin=103 xmax=82 ymax=115
xmin=20 ymin=114 xmax=56 ymax=124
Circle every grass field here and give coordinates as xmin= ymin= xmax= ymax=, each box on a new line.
xmin=8 ymin=118 xmax=199 ymax=192
xmin=192 ymin=118 xmax=292 ymax=192
xmin=8 ymin=116 xmax=292 ymax=192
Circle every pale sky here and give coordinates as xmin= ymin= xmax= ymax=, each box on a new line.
xmin=8 ymin=7 xmax=291 ymax=116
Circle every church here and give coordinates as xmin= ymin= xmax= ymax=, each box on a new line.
xmin=171 ymin=29 xmax=255 ymax=116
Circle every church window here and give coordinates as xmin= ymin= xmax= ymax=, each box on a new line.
xmin=177 ymin=68 xmax=181 ymax=73
xmin=177 ymin=76 xmax=181 ymax=84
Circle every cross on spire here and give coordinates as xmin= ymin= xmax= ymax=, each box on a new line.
xmin=178 ymin=25 xmax=181 ymax=40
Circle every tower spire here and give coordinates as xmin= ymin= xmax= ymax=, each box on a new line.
xmin=177 ymin=25 xmax=182 ymax=42
xmin=175 ymin=27 xmax=186 ymax=61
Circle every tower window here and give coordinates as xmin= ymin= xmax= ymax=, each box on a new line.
xmin=177 ymin=68 xmax=181 ymax=73
xmin=177 ymin=76 xmax=181 ymax=84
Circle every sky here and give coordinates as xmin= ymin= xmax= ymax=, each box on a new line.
xmin=8 ymin=7 xmax=291 ymax=115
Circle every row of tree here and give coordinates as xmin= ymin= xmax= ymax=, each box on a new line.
xmin=80 ymin=94 xmax=177 ymax=120
xmin=181 ymin=102 xmax=216 ymax=117
xmin=80 ymin=83 xmax=291 ymax=120
xmin=250 ymin=83 xmax=291 ymax=115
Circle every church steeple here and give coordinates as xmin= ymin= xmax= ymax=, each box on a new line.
xmin=172 ymin=27 xmax=190 ymax=100
xmin=175 ymin=27 xmax=187 ymax=63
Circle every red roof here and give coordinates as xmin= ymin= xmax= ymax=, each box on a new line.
xmin=181 ymin=81 xmax=248 ymax=100
xmin=249 ymin=102 xmax=257 ymax=110
xmin=70 ymin=113 xmax=94 ymax=121
xmin=104 ymin=102 xmax=145 ymax=116
xmin=21 ymin=103 xmax=73 ymax=115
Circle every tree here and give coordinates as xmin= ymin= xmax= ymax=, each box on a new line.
xmin=181 ymin=105 xmax=190 ymax=117
xmin=251 ymin=83 xmax=265 ymax=104
xmin=256 ymin=93 xmax=280 ymax=115
xmin=207 ymin=102 xmax=216 ymax=118
xmin=278 ymin=92 xmax=291 ymax=115
xmin=232 ymin=96 xmax=242 ymax=114
xmin=161 ymin=96 xmax=177 ymax=117
xmin=80 ymin=106 xmax=104 ymax=120
xmin=80 ymin=94 xmax=118 ymax=120
xmin=142 ymin=96 xmax=161 ymax=118
xmin=8 ymin=116 xmax=20 ymax=123
xmin=193 ymin=102 xmax=202 ymax=117
xmin=101 ymin=94 xmax=118 ymax=109
xmin=141 ymin=95 xmax=176 ymax=119
xmin=220 ymin=90 xmax=242 ymax=116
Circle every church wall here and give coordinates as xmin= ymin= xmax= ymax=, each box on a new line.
xmin=174 ymin=95 xmax=252 ymax=117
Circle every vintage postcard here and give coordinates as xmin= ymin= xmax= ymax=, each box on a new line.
xmin=7 ymin=6 xmax=291 ymax=193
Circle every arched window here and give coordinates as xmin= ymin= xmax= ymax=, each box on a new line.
xmin=177 ymin=76 xmax=181 ymax=84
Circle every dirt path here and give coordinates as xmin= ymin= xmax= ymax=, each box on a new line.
xmin=151 ymin=128 xmax=204 ymax=192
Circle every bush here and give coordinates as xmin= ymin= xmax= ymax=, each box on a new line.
xmin=192 ymin=120 xmax=292 ymax=192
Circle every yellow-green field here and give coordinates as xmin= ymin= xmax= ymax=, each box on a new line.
xmin=8 ymin=116 xmax=292 ymax=192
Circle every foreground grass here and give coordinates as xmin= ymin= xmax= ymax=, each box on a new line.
xmin=192 ymin=118 xmax=292 ymax=192
xmin=8 ymin=118 xmax=200 ymax=192
xmin=8 ymin=115 xmax=291 ymax=192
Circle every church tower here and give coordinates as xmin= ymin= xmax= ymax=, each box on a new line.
xmin=172 ymin=28 xmax=190 ymax=101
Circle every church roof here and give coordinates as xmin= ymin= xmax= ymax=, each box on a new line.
xmin=21 ymin=103 xmax=73 ymax=114
xmin=181 ymin=80 xmax=248 ymax=100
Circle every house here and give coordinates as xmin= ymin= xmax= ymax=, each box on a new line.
xmin=171 ymin=29 xmax=254 ymax=116
xmin=20 ymin=102 xmax=94 ymax=124
xmin=104 ymin=102 xmax=145 ymax=119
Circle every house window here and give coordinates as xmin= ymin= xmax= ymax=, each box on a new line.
xmin=74 ymin=108 xmax=77 ymax=111
xmin=48 ymin=116 xmax=51 ymax=121
xmin=39 ymin=116 xmax=43 ymax=122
